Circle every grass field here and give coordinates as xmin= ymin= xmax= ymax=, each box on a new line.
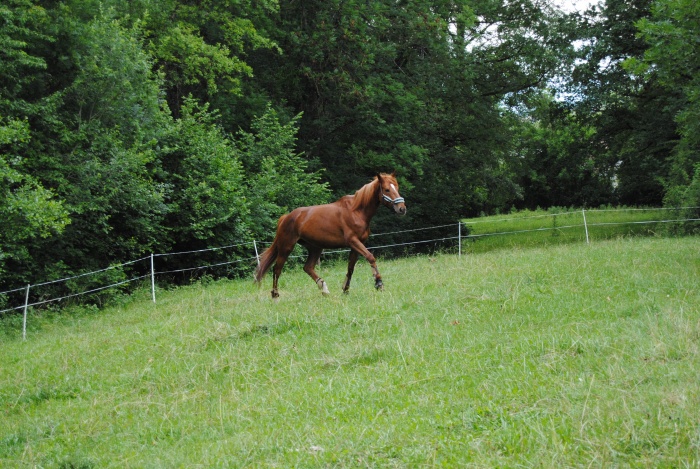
xmin=462 ymin=207 xmax=698 ymax=254
xmin=1 ymin=237 xmax=699 ymax=467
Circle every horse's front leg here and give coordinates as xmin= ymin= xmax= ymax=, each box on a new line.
xmin=342 ymin=250 xmax=359 ymax=293
xmin=347 ymin=238 xmax=383 ymax=291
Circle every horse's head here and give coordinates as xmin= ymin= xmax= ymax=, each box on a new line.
xmin=377 ymin=173 xmax=407 ymax=216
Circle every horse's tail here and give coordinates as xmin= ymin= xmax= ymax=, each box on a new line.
xmin=254 ymin=215 xmax=285 ymax=284
xmin=254 ymin=239 xmax=278 ymax=284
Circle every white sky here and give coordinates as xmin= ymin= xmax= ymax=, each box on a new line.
xmin=553 ymin=0 xmax=598 ymax=12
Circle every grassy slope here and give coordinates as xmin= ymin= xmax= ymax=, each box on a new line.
xmin=1 ymin=237 xmax=699 ymax=467
xmin=462 ymin=208 xmax=693 ymax=253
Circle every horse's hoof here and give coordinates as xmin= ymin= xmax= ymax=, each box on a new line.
xmin=271 ymin=290 xmax=279 ymax=299
xmin=375 ymin=280 xmax=384 ymax=291
xmin=317 ymin=279 xmax=330 ymax=296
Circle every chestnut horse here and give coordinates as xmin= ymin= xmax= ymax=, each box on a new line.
xmin=254 ymin=173 xmax=407 ymax=298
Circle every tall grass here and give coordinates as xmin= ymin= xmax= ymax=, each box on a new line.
xmin=1 ymin=237 xmax=699 ymax=467
xmin=463 ymin=207 xmax=698 ymax=253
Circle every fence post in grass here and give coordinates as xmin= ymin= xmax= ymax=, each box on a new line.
xmin=150 ymin=253 xmax=156 ymax=303
xmin=22 ymin=284 xmax=30 ymax=341
xmin=253 ymin=240 xmax=260 ymax=267
xmin=582 ymin=209 xmax=590 ymax=244
xmin=458 ymin=222 xmax=462 ymax=258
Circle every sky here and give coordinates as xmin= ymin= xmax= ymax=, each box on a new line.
xmin=554 ymin=0 xmax=598 ymax=12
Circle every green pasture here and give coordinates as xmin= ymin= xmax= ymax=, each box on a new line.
xmin=462 ymin=207 xmax=697 ymax=254
xmin=1 ymin=237 xmax=699 ymax=467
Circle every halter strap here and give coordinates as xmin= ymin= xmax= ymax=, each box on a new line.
xmin=383 ymin=194 xmax=405 ymax=205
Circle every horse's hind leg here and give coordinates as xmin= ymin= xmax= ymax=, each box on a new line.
xmin=271 ymin=257 xmax=284 ymax=298
xmin=271 ymin=246 xmax=294 ymax=298
xmin=303 ymin=247 xmax=329 ymax=296
xmin=342 ymin=250 xmax=359 ymax=293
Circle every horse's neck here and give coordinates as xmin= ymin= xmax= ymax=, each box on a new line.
xmin=350 ymin=182 xmax=380 ymax=221
xmin=354 ymin=199 xmax=379 ymax=222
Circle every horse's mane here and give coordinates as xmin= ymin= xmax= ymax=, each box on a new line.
xmin=350 ymin=173 xmax=393 ymax=210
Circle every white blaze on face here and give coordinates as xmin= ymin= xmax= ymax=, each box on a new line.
xmin=390 ymin=183 xmax=396 ymax=195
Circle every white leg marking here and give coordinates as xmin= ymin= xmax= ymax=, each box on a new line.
xmin=317 ymin=278 xmax=330 ymax=296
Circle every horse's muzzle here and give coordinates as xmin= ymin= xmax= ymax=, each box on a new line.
xmin=383 ymin=194 xmax=406 ymax=215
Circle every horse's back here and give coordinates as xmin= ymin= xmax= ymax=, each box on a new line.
xmin=283 ymin=202 xmax=350 ymax=249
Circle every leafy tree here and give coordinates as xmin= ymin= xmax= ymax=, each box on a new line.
xmin=131 ymin=0 xmax=279 ymax=119
xmin=632 ymin=0 xmax=700 ymax=216
xmin=0 ymin=0 xmax=51 ymax=115
xmin=0 ymin=1 xmax=323 ymax=298
xmin=157 ymin=98 xmax=249 ymax=251
xmin=564 ymin=0 xmax=680 ymax=206
xmin=0 ymin=6 xmax=174 ymax=290
xmin=246 ymin=0 xmax=575 ymax=229
xmin=10 ymin=0 xmax=698 ymax=305
xmin=61 ymin=12 xmax=165 ymax=144
xmin=237 ymin=105 xmax=331 ymax=237
xmin=512 ymin=93 xmax=614 ymax=209
xmin=0 ymin=117 xmax=69 ymax=282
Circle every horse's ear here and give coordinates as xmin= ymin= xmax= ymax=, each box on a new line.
xmin=376 ymin=173 xmax=383 ymax=181
xmin=391 ymin=171 xmax=396 ymax=177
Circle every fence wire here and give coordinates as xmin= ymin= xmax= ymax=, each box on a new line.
xmin=2 ymin=274 xmax=151 ymax=313
xmin=2 ymin=207 xmax=699 ymax=317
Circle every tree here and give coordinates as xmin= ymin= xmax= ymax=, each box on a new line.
xmin=564 ymin=0 xmax=680 ymax=206
xmin=0 ymin=0 xmax=331 ymax=298
xmin=157 ymin=98 xmax=249 ymax=251
xmin=133 ymin=0 xmax=279 ymax=119
xmin=0 ymin=5 xmax=173 ymax=289
xmin=512 ymin=93 xmax=614 ymax=209
xmin=0 ymin=117 xmax=69 ymax=283
xmin=632 ymin=0 xmax=700 ymax=216
xmin=237 ymin=105 xmax=331 ymax=237
xmin=245 ymin=0 xmax=575 ymax=230
xmin=0 ymin=0 xmax=51 ymax=115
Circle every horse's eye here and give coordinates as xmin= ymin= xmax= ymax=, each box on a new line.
xmin=384 ymin=189 xmax=389 ymax=192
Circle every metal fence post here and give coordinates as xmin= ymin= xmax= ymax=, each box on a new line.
xmin=151 ymin=253 xmax=156 ymax=303
xmin=582 ymin=209 xmax=590 ymax=244
xmin=253 ymin=240 xmax=260 ymax=267
xmin=22 ymin=284 xmax=30 ymax=340
xmin=458 ymin=222 xmax=462 ymax=258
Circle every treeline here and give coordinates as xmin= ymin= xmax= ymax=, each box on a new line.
xmin=1 ymin=0 xmax=699 ymax=298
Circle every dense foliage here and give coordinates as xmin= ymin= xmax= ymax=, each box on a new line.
xmin=1 ymin=0 xmax=698 ymax=299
